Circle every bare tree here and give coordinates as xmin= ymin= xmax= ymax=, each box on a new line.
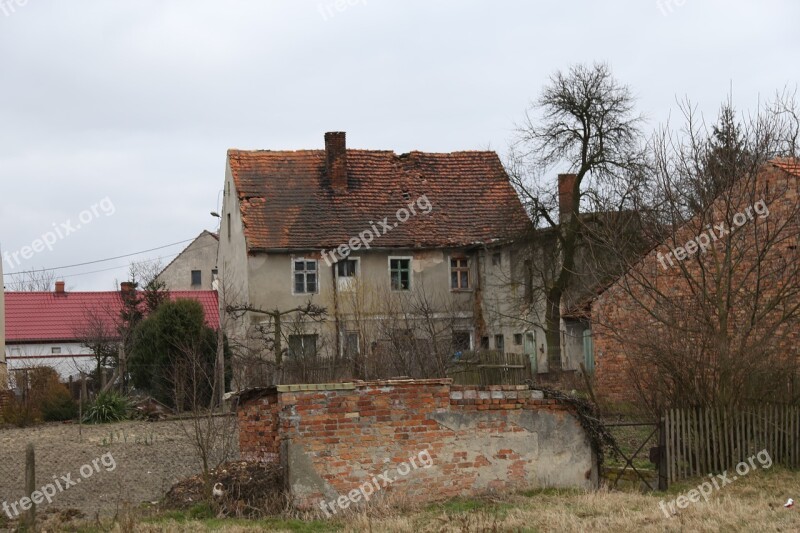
xmin=74 ymin=306 xmax=120 ymax=388
xmin=6 ymin=269 xmax=56 ymax=291
xmin=508 ymin=62 xmax=646 ymax=372
xmin=172 ymin=340 xmax=237 ymax=503
xmin=225 ymin=301 xmax=327 ymax=386
xmin=591 ymin=92 xmax=800 ymax=413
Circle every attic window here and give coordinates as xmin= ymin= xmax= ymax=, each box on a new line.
xmin=401 ymin=191 xmax=411 ymax=201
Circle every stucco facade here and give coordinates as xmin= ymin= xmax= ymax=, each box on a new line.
xmin=157 ymin=231 xmax=219 ymax=290
xmin=217 ymin=144 xmax=551 ymax=389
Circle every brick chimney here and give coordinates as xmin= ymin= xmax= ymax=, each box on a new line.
xmin=120 ymin=282 xmax=136 ymax=297
xmin=325 ymin=131 xmax=348 ymax=193
xmin=558 ymin=173 xmax=577 ymax=223
xmin=54 ymin=281 xmax=65 ymax=295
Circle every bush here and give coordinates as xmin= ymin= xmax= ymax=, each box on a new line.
xmin=1 ymin=395 xmax=37 ymax=427
xmin=83 ymin=392 xmax=131 ymax=424
xmin=41 ymin=387 xmax=79 ymax=421
xmin=2 ymin=366 xmax=74 ymax=426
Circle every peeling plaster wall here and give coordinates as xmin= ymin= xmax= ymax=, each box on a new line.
xmin=237 ymin=379 xmax=597 ymax=510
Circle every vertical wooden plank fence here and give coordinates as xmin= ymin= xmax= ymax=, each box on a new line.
xmin=665 ymin=404 xmax=800 ymax=484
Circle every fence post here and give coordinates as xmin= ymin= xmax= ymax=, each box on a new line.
xmin=23 ymin=443 xmax=35 ymax=530
xmin=658 ymin=415 xmax=668 ymax=491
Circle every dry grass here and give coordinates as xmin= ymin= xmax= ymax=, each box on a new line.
xmin=39 ymin=467 xmax=800 ymax=532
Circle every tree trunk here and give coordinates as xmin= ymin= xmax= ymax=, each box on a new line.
xmin=545 ymin=286 xmax=563 ymax=372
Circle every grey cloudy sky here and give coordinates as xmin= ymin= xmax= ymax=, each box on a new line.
xmin=1 ymin=0 xmax=798 ymax=290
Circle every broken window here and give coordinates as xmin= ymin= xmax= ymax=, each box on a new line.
xmin=450 ymin=258 xmax=469 ymax=290
xmin=494 ymin=334 xmax=505 ymax=353
xmin=492 ymin=252 xmax=502 ymax=266
xmin=336 ymin=259 xmax=358 ymax=278
xmin=390 ymin=258 xmax=411 ymax=290
xmin=293 ymin=259 xmax=318 ymax=294
xmin=513 ymin=333 xmax=523 ymax=346
xmin=452 ymin=331 xmax=471 ymax=352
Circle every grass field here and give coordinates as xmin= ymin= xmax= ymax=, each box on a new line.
xmin=27 ymin=466 xmax=800 ymax=532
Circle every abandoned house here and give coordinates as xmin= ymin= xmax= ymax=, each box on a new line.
xmin=217 ymin=132 xmax=551 ymax=388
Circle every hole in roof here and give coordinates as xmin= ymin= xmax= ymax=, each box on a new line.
xmin=402 ymin=191 xmax=411 ymax=201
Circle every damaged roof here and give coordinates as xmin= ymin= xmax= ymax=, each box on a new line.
xmin=227 ymin=147 xmax=531 ymax=251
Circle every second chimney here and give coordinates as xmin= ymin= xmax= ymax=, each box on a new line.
xmin=325 ymin=131 xmax=348 ymax=193
xmin=54 ymin=281 xmax=65 ymax=295
xmin=120 ymin=281 xmax=136 ymax=297
xmin=558 ymin=173 xmax=577 ymax=223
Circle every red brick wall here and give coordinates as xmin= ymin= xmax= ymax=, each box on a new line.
xmin=237 ymin=390 xmax=281 ymax=464
xmin=592 ymin=164 xmax=800 ymax=404
xmin=237 ymin=379 xmax=596 ymax=511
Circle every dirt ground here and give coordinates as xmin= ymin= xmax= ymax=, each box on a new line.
xmin=0 ymin=417 xmax=239 ymax=520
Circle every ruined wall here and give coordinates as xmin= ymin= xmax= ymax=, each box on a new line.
xmin=237 ymin=379 xmax=597 ymax=511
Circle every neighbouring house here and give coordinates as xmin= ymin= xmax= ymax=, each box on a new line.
xmin=591 ymin=159 xmax=800 ymax=405
xmin=218 ymin=132 xmax=539 ymax=388
xmin=3 ymin=282 xmax=220 ymax=385
xmin=156 ymin=230 xmax=220 ymax=291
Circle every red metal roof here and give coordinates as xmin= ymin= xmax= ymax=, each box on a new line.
xmin=4 ymin=290 xmax=219 ymax=343
xmin=227 ymin=148 xmax=532 ymax=251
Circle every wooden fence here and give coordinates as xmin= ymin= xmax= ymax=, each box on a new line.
xmin=447 ymin=351 xmax=531 ymax=386
xmin=665 ymin=404 xmax=800 ymax=483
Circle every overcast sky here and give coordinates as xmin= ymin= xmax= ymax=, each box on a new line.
xmin=1 ymin=0 xmax=798 ymax=290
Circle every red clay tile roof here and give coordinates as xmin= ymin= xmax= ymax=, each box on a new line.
xmin=772 ymin=158 xmax=800 ymax=177
xmin=5 ymin=290 xmax=219 ymax=343
xmin=227 ymin=148 xmax=531 ymax=251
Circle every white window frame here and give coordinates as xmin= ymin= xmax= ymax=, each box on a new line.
xmin=388 ymin=256 xmax=413 ymax=291
xmin=292 ymin=257 xmax=320 ymax=295
xmin=335 ymin=257 xmax=360 ymax=292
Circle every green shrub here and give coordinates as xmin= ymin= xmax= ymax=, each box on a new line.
xmin=41 ymin=387 xmax=79 ymax=421
xmin=83 ymin=392 xmax=131 ymax=424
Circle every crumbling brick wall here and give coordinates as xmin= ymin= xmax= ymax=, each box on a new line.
xmin=237 ymin=379 xmax=597 ymax=511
